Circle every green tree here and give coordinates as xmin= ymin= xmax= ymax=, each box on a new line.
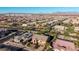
xmin=43 ymin=42 xmax=52 ymax=51
xmin=34 ymin=40 xmax=40 ymax=49
xmin=74 ymin=40 xmax=79 ymax=48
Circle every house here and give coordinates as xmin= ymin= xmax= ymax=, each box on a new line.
xmin=72 ymin=19 xmax=79 ymax=25
xmin=22 ymin=24 xmax=27 ymax=27
xmin=57 ymin=35 xmax=77 ymax=41
xmin=63 ymin=19 xmax=70 ymax=24
xmin=20 ymin=32 xmax=32 ymax=42
xmin=0 ymin=28 xmax=9 ymax=38
xmin=0 ymin=29 xmax=6 ymax=38
xmin=54 ymin=25 xmax=67 ymax=33
xmin=13 ymin=36 xmax=21 ymax=43
xmin=52 ymin=39 xmax=76 ymax=51
xmin=31 ymin=34 xmax=48 ymax=46
xmin=74 ymin=27 xmax=79 ymax=32
xmin=13 ymin=32 xmax=33 ymax=43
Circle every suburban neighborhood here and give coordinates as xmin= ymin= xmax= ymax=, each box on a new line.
xmin=0 ymin=13 xmax=79 ymax=51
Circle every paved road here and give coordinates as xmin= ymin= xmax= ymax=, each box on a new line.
xmin=0 ymin=44 xmax=27 ymax=51
xmin=0 ymin=32 xmax=16 ymax=43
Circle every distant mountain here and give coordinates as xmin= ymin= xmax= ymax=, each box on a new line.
xmin=0 ymin=12 xmax=79 ymax=16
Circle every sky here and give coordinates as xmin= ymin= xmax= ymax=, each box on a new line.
xmin=0 ymin=7 xmax=79 ymax=13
